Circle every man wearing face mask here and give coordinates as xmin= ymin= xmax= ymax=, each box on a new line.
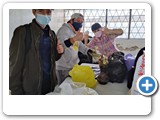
xmin=9 ymin=9 xmax=64 ymax=95
xmin=88 ymin=23 xmax=123 ymax=57
xmin=56 ymin=13 xmax=93 ymax=85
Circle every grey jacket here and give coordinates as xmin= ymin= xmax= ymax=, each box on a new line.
xmin=56 ymin=23 xmax=89 ymax=70
xmin=9 ymin=19 xmax=62 ymax=95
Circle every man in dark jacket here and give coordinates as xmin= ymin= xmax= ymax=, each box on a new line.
xmin=9 ymin=9 xmax=64 ymax=95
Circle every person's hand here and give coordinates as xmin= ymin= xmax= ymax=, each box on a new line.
xmin=57 ymin=40 xmax=64 ymax=54
xmin=72 ymin=32 xmax=83 ymax=41
xmin=83 ymin=31 xmax=89 ymax=45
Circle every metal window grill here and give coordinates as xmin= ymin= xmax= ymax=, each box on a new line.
xmin=64 ymin=9 xmax=145 ymax=39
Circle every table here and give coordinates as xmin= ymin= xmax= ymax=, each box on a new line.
xmin=60 ymin=63 xmax=129 ymax=95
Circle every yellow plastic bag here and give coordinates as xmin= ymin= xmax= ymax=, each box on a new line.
xmin=69 ymin=64 xmax=97 ymax=88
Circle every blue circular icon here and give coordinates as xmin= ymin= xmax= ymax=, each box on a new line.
xmin=137 ymin=75 xmax=158 ymax=96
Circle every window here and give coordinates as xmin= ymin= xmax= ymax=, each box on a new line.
xmin=64 ymin=9 xmax=145 ymax=39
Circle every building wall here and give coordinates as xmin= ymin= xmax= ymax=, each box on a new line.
xmin=9 ymin=9 xmax=145 ymax=57
xmin=9 ymin=9 xmax=64 ymax=43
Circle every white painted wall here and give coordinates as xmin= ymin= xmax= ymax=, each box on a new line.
xmin=9 ymin=9 xmax=64 ymax=43
xmin=51 ymin=9 xmax=64 ymax=33
xmin=9 ymin=9 xmax=34 ymax=43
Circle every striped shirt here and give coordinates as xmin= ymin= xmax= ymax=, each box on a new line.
xmin=88 ymin=32 xmax=118 ymax=57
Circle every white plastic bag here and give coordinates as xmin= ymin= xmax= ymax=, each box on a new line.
xmin=47 ymin=80 xmax=98 ymax=95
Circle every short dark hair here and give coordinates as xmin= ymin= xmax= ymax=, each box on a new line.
xmin=91 ymin=23 xmax=102 ymax=31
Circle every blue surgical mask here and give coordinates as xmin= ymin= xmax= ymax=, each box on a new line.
xmin=72 ymin=22 xmax=82 ymax=31
xmin=36 ymin=14 xmax=51 ymax=26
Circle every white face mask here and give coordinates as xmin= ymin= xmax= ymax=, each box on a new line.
xmin=95 ymin=31 xmax=102 ymax=38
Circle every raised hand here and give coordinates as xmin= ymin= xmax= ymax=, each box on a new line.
xmin=57 ymin=40 xmax=64 ymax=54
xmin=72 ymin=32 xmax=83 ymax=41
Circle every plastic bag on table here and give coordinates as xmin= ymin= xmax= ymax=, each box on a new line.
xmin=69 ymin=64 xmax=97 ymax=88
xmin=46 ymin=84 xmax=73 ymax=95
xmin=47 ymin=82 xmax=98 ymax=95
xmin=69 ymin=82 xmax=98 ymax=95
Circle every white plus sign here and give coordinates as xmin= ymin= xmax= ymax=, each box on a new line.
xmin=142 ymin=80 xmax=153 ymax=91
